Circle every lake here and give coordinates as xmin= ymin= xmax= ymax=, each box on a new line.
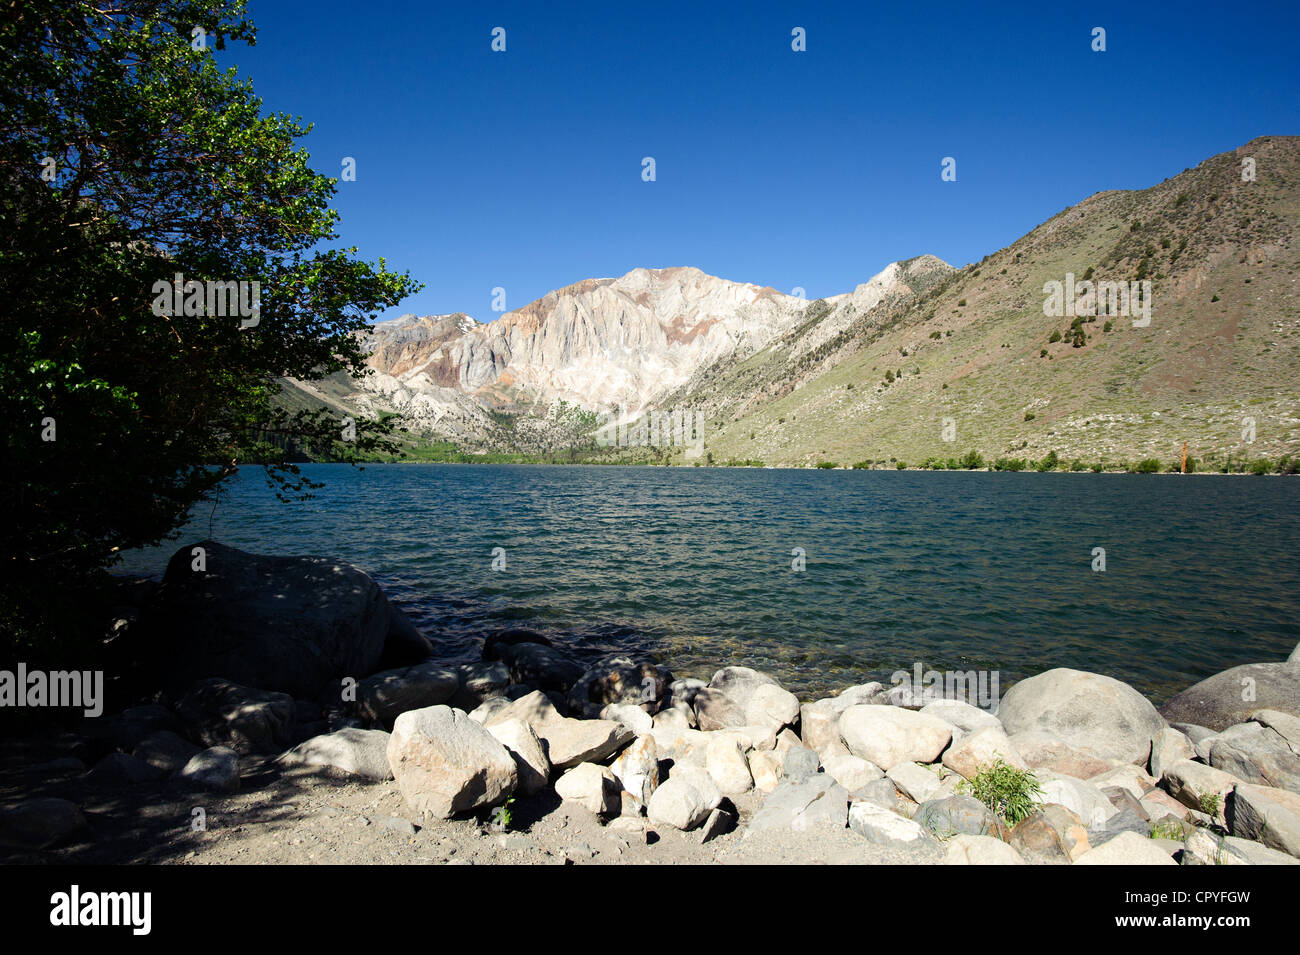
xmin=119 ymin=464 xmax=1300 ymax=704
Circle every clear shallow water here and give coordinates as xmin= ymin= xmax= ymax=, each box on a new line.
xmin=119 ymin=465 xmax=1300 ymax=704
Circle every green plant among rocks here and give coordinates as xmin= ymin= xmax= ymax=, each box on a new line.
xmin=957 ymin=758 xmax=1042 ymax=826
xmin=1149 ymin=818 xmax=1185 ymax=841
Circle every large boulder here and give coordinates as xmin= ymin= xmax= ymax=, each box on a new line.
xmin=171 ymin=678 xmax=297 ymax=755
xmin=1009 ymin=730 xmax=1122 ymax=779
xmin=0 ymin=798 xmax=88 ymax=849
xmin=356 ymin=662 xmax=460 ymax=727
xmin=800 ymin=683 xmax=884 ymax=754
xmin=1159 ymin=662 xmax=1300 ymax=732
xmin=387 ymin=705 xmax=518 ymax=820
xmin=1208 ymin=722 xmax=1300 ymax=793
xmin=838 ymin=705 xmax=953 ymax=771
xmin=745 ymin=684 xmax=801 ymax=731
xmin=706 ymin=736 xmax=754 ymax=795
xmin=145 ymin=540 xmax=393 ymax=698
xmin=1161 ymin=759 xmax=1241 ymax=825
xmin=1229 ymin=783 xmax=1300 ymax=858
xmin=997 ymin=669 xmax=1164 ymax=765
xmin=749 ymin=775 xmax=848 ymax=832
xmin=565 ymin=655 xmax=672 ymax=718
xmin=278 ymin=728 xmax=394 ymax=781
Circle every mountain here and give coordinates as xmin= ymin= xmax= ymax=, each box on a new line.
xmin=699 ymin=135 xmax=1300 ymax=468
xmin=292 ymin=136 xmax=1299 ymax=468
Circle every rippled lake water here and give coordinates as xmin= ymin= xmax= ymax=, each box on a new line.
xmin=119 ymin=464 xmax=1300 ymax=704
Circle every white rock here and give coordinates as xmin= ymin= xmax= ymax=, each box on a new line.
xmin=839 ymin=705 xmax=953 ymax=771
xmin=823 ymin=754 xmax=883 ymax=792
xmin=278 ymin=728 xmax=393 ymax=781
xmin=921 ymin=699 xmax=1002 ymax=734
xmin=600 ymin=703 xmax=653 ymax=736
xmin=997 ymin=668 xmax=1164 ymax=765
xmin=1073 ymin=831 xmax=1177 ymax=865
xmin=744 ymin=683 xmax=800 ymax=730
xmin=941 ymin=726 xmax=1026 ymax=780
xmin=706 ymin=737 xmax=754 ymax=795
xmin=944 ymin=833 xmax=1027 ymax=865
xmin=1039 ymin=775 xmax=1119 ymax=828
xmin=555 ymin=763 xmax=619 ymax=815
xmin=486 ymin=718 xmax=551 ymax=795
xmin=848 ymin=800 xmax=930 ymax=848
xmin=748 ymin=750 xmax=784 ymax=793
xmin=647 ymin=765 xmax=721 ymax=831
xmin=388 ymin=705 xmax=517 ymax=820
xmin=609 ymin=734 xmax=660 ymax=808
xmin=1148 ymin=727 xmax=1195 ymax=779
xmin=887 ymin=761 xmax=943 ymax=804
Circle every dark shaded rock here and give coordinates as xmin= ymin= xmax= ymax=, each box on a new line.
xmin=698 ymin=806 xmax=736 ymax=843
xmin=356 ymin=661 xmax=459 ymax=727
xmin=143 ymin=540 xmax=392 ymax=698
xmin=171 ymin=678 xmax=297 ymax=755
xmin=133 ymin=731 xmax=202 ymax=775
xmin=495 ymin=642 xmax=583 ymax=693
xmin=565 ymin=654 xmax=672 ymax=718
xmin=451 ymin=662 xmax=511 ymax=711
xmin=376 ymin=605 xmax=433 ymax=670
xmin=178 ymin=746 xmax=240 ymax=792
xmin=86 ymin=703 xmax=182 ymax=753
xmin=0 ymin=798 xmax=88 ymax=849
xmin=1159 ymin=662 xmax=1300 ymax=732
xmin=482 ymin=629 xmax=552 ymax=660
xmin=85 ymin=752 xmax=164 ymax=787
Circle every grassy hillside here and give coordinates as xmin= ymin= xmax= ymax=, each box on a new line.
xmin=696 ymin=136 xmax=1300 ymax=470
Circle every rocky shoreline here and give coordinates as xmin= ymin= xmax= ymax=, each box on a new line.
xmin=2 ymin=541 xmax=1299 ymax=866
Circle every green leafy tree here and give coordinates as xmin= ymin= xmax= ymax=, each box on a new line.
xmin=1 ymin=1 xmax=420 ymax=656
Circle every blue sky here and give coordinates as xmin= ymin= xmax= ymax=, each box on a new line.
xmin=222 ymin=0 xmax=1300 ymax=324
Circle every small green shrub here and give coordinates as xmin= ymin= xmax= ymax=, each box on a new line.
xmin=1199 ymin=792 xmax=1222 ymax=816
xmin=1149 ymin=818 xmax=1185 ymax=841
xmin=1134 ymin=459 xmax=1161 ymax=474
xmin=958 ymin=758 xmax=1042 ymax=826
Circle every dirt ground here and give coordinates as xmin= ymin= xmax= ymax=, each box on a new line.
xmin=0 ymin=742 xmax=941 ymax=866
